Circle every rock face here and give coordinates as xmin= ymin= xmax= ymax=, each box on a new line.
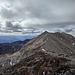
xmin=0 ymin=31 xmax=75 ymax=75
xmin=1 ymin=52 xmax=75 ymax=75
xmin=19 ymin=31 xmax=75 ymax=60
xmin=0 ymin=39 xmax=30 ymax=54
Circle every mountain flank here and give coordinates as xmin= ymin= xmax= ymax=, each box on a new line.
xmin=0 ymin=31 xmax=75 ymax=75
xmin=0 ymin=39 xmax=30 ymax=54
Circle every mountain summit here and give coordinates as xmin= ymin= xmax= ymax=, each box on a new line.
xmin=1 ymin=31 xmax=75 ymax=75
xmin=20 ymin=31 xmax=75 ymax=58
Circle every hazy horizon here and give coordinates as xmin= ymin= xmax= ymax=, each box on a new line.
xmin=0 ymin=35 xmax=35 ymax=43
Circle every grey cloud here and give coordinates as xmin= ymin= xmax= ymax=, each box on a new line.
xmin=64 ymin=25 xmax=75 ymax=33
xmin=28 ymin=22 xmax=75 ymax=30
xmin=1 ymin=0 xmax=75 ymax=22
xmin=0 ymin=0 xmax=75 ymax=35
xmin=6 ymin=21 xmax=22 ymax=29
xmin=65 ymin=29 xmax=73 ymax=33
xmin=0 ymin=28 xmax=13 ymax=33
xmin=5 ymin=21 xmax=41 ymax=34
xmin=6 ymin=21 xmax=22 ymax=32
xmin=22 ymin=27 xmax=41 ymax=34
xmin=49 ymin=25 xmax=75 ymax=34
xmin=22 ymin=30 xmax=41 ymax=34
xmin=0 ymin=8 xmax=17 ymax=20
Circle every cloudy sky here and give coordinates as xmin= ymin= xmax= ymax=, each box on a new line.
xmin=0 ymin=0 xmax=75 ymax=36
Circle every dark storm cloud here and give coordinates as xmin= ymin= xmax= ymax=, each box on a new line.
xmin=5 ymin=21 xmax=41 ymax=34
xmin=6 ymin=21 xmax=22 ymax=32
xmin=6 ymin=22 xmax=22 ymax=29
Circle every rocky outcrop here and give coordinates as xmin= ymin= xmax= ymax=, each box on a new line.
xmin=1 ymin=52 xmax=75 ymax=75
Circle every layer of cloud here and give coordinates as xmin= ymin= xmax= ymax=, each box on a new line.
xmin=0 ymin=0 xmax=75 ymax=36
xmin=0 ymin=21 xmax=42 ymax=35
xmin=1 ymin=0 xmax=75 ymax=22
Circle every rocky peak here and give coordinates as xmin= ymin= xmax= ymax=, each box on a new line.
xmin=43 ymin=31 xmax=49 ymax=34
xmin=1 ymin=32 xmax=75 ymax=75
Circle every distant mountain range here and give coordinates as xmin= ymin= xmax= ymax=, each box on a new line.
xmin=0 ymin=39 xmax=30 ymax=54
xmin=0 ymin=36 xmax=35 ymax=43
xmin=0 ymin=31 xmax=75 ymax=75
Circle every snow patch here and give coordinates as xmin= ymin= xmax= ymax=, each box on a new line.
xmin=53 ymin=60 xmax=56 ymax=62
xmin=2 ymin=64 xmax=4 ymax=66
xmin=60 ymin=38 xmax=62 ymax=40
xmin=72 ymin=43 xmax=74 ymax=45
xmin=71 ymin=52 xmax=73 ymax=54
xmin=43 ymin=71 xmax=45 ymax=75
xmin=10 ymin=61 xmax=13 ymax=65
xmin=42 ymin=49 xmax=45 ymax=51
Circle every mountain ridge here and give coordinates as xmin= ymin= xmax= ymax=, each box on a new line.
xmin=0 ymin=39 xmax=30 ymax=54
xmin=20 ymin=31 xmax=75 ymax=57
xmin=0 ymin=31 xmax=75 ymax=75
